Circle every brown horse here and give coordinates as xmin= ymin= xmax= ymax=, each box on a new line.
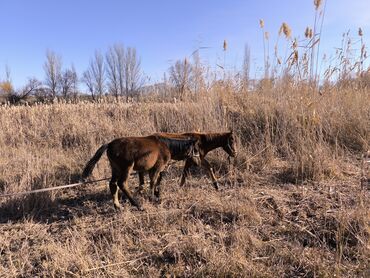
xmin=82 ymin=136 xmax=199 ymax=210
xmin=153 ymin=131 xmax=237 ymax=190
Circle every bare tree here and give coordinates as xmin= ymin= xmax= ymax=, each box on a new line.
xmin=169 ymin=58 xmax=193 ymax=99
xmin=191 ymin=51 xmax=205 ymax=94
xmin=242 ymin=44 xmax=251 ymax=91
xmin=21 ymin=78 xmax=42 ymax=98
xmin=7 ymin=78 xmax=41 ymax=104
xmin=5 ymin=64 xmax=11 ymax=83
xmin=70 ymin=65 xmax=79 ymax=99
xmin=43 ymin=50 xmax=62 ymax=98
xmin=34 ymin=87 xmax=49 ymax=102
xmin=60 ymin=66 xmax=78 ymax=99
xmin=114 ymin=44 xmax=125 ymax=98
xmin=0 ymin=65 xmax=14 ymax=96
xmin=124 ymin=47 xmax=143 ymax=100
xmin=82 ymin=69 xmax=95 ymax=100
xmin=106 ymin=45 xmax=121 ymax=99
xmin=83 ymin=51 xmax=105 ymax=101
xmin=91 ymin=51 xmax=105 ymax=97
xmin=105 ymin=44 xmax=144 ymax=101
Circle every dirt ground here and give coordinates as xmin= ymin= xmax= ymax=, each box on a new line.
xmin=1 ymin=160 xmax=368 ymax=277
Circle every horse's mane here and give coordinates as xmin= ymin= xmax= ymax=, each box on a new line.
xmin=156 ymin=137 xmax=194 ymax=156
xmin=153 ymin=131 xmax=232 ymax=155
xmin=202 ymin=132 xmax=230 ymax=145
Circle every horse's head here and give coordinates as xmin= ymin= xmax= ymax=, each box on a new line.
xmin=222 ymin=131 xmax=237 ymax=157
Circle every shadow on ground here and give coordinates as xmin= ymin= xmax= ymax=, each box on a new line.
xmin=0 ymin=183 xmax=115 ymax=224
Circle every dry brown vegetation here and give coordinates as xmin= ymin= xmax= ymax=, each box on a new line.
xmin=0 ymin=84 xmax=369 ymax=277
xmin=1 ymin=1 xmax=369 ymax=275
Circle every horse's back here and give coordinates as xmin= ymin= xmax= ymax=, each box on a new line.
xmin=107 ymin=136 xmax=170 ymax=171
xmin=156 ymin=132 xmax=204 ymax=143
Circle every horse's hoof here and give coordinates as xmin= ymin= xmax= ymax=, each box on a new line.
xmin=137 ymin=206 xmax=145 ymax=212
xmin=213 ymin=182 xmax=219 ymax=190
xmin=135 ymin=187 xmax=144 ymax=194
xmin=114 ymin=205 xmax=123 ymax=211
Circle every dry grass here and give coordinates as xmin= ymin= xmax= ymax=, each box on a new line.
xmin=0 ymin=85 xmax=369 ymax=277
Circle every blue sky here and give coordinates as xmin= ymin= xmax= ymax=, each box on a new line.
xmin=0 ymin=0 xmax=369 ymax=88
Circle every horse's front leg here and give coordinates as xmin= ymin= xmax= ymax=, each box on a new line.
xmin=180 ymin=159 xmax=194 ymax=187
xmin=200 ymin=158 xmax=219 ymax=190
xmin=149 ymin=169 xmax=161 ymax=203
xmin=154 ymin=172 xmax=163 ymax=203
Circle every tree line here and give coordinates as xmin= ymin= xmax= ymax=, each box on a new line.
xmin=0 ymin=42 xmax=252 ymax=104
xmin=0 ymin=43 xmax=145 ymax=103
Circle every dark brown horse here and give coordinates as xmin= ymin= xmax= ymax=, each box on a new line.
xmin=136 ymin=135 xmax=201 ymax=193
xmin=82 ymin=136 xmax=199 ymax=210
xmin=153 ymin=131 xmax=237 ymax=190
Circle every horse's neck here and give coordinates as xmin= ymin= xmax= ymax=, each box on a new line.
xmin=203 ymin=133 xmax=227 ymax=153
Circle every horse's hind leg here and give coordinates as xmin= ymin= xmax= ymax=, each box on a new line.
xmin=117 ymin=164 xmax=143 ymax=210
xmin=137 ymin=172 xmax=145 ymax=194
xmin=109 ymin=171 xmax=121 ymax=210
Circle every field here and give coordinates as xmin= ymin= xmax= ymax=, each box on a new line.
xmin=0 ymin=87 xmax=369 ymax=277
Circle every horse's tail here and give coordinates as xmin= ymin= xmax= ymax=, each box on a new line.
xmin=82 ymin=144 xmax=109 ymax=179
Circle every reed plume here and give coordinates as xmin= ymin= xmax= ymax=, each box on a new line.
xmin=259 ymin=19 xmax=264 ymax=29
xmin=305 ymin=27 xmax=313 ymax=39
xmin=314 ymin=0 xmax=322 ymax=10
xmin=279 ymin=22 xmax=292 ymax=39
xmin=358 ymin=27 xmax=363 ymax=37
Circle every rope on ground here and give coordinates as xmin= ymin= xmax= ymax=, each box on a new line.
xmin=83 ymin=254 xmax=151 ymax=274
xmin=0 ymin=148 xmax=265 ymax=199
xmin=218 ymin=146 xmax=269 ymax=181
xmin=0 ymin=177 xmax=110 ymax=199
